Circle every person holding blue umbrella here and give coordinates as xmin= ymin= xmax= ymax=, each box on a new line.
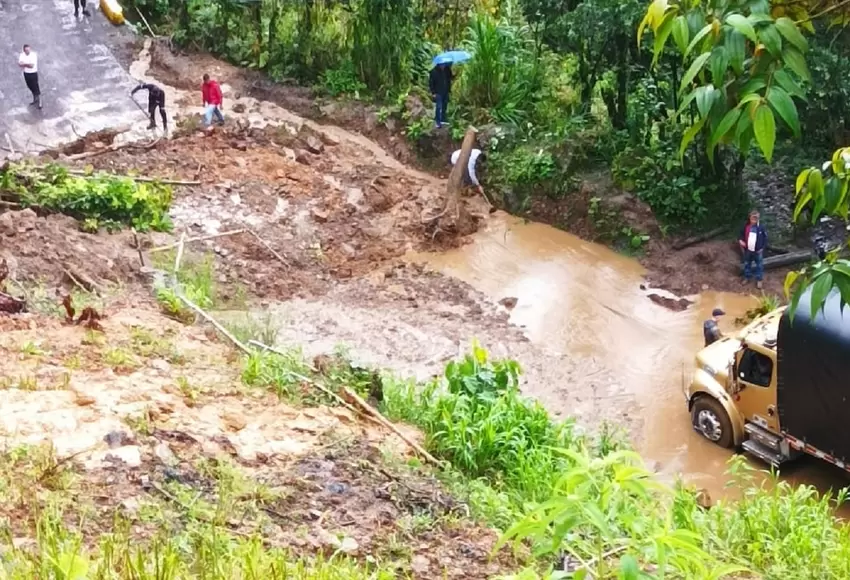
xmin=429 ymin=50 xmax=471 ymax=129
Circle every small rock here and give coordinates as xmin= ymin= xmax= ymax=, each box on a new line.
xmin=222 ymin=411 xmax=247 ymax=432
xmin=106 ymin=445 xmax=142 ymax=468
xmin=311 ymin=207 xmax=329 ymax=222
xmin=339 ymin=537 xmax=358 ymax=554
xmin=154 ymin=443 xmax=178 ymax=466
xmin=319 ymin=131 xmax=341 ymax=147
xmin=120 ymin=496 xmax=142 ymax=516
xmin=295 ymin=150 xmax=312 ymax=165
xmin=75 ymin=393 xmax=96 ymax=407
xmin=386 ymin=284 xmax=406 ymax=297
xmin=281 ymin=147 xmax=296 ymax=161
xmin=340 ymin=243 xmax=357 ymax=258
xmin=104 ymin=430 xmax=134 ymax=449
xmin=0 ymin=213 xmax=14 ymax=236
xmin=230 ymin=193 xmax=241 ymax=205
xmin=499 ymin=297 xmax=518 ymax=310
xmin=326 ymin=482 xmax=347 ymax=494
xmin=304 ymin=136 xmax=325 ymax=154
xmin=232 ymin=103 xmax=246 ymax=113
xmin=150 ymin=359 xmax=171 ymax=373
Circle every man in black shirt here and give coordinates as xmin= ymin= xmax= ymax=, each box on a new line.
xmin=131 ymin=82 xmax=168 ymax=133
xmin=703 ymin=308 xmax=725 ymax=347
xmin=429 ymin=63 xmax=453 ymax=129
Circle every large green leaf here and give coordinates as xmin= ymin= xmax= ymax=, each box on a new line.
xmin=824 ymin=177 xmax=843 ymax=213
xmin=726 ymin=30 xmax=746 ymax=75
xmin=795 ymin=168 xmax=812 ymax=195
xmin=739 ymin=77 xmax=766 ymax=97
xmin=773 ymin=68 xmax=807 ymax=100
xmin=710 ymin=107 xmax=742 ymax=149
xmin=696 ymin=85 xmax=717 ymax=118
xmin=725 ymin=14 xmax=757 ymax=43
xmin=783 ymin=46 xmax=812 ymax=82
xmin=775 ymin=16 xmax=808 ymax=52
xmin=679 ymin=52 xmax=712 ymax=94
xmin=766 ymin=86 xmax=800 ymax=137
xmin=810 ymin=272 xmax=834 ymax=321
xmin=652 ymin=13 xmax=677 ymax=66
xmin=672 ymin=15 xmax=689 ymax=54
xmin=710 ymin=46 xmax=728 ymax=87
xmin=685 ymin=23 xmax=713 ymax=58
xmin=679 ymin=115 xmax=707 ymax=160
xmin=758 ymin=24 xmax=783 ymax=57
xmin=753 ymin=104 xmax=776 ymax=162
xmin=834 ymin=269 xmax=850 ymax=310
xmin=793 ymin=190 xmax=813 ymax=222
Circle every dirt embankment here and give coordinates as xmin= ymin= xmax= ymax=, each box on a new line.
xmin=131 ymin=37 xmax=812 ymax=300
xmin=0 ymin=304 xmax=520 ymax=578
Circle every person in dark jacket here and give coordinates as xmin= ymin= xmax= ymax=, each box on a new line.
xmin=703 ymin=308 xmax=725 ymax=347
xmin=429 ymin=63 xmax=453 ymax=128
xmin=738 ymin=210 xmax=768 ymax=289
xmin=131 ymin=82 xmax=168 ymax=132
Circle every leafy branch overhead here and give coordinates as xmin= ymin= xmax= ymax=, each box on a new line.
xmin=786 ymin=147 xmax=850 ymax=318
xmin=639 ymin=0 xmax=811 ymax=163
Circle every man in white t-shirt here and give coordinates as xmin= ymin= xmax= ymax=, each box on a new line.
xmin=17 ymin=44 xmax=41 ymax=109
xmin=450 ymin=148 xmax=485 ymax=196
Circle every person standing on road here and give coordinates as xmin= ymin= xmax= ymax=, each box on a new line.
xmin=74 ymin=0 xmax=90 ymax=18
xmin=429 ymin=63 xmax=453 ymax=129
xmin=450 ymin=147 xmax=486 ymax=198
xmin=739 ymin=210 xmax=768 ymax=289
xmin=131 ymin=82 xmax=168 ymax=133
xmin=18 ymin=44 xmax=42 ymax=110
xmin=201 ymin=74 xmax=225 ymax=129
xmin=703 ymin=308 xmax=725 ymax=347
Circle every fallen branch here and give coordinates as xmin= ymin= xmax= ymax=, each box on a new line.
xmin=150 ymin=229 xmax=245 ymax=253
xmin=341 ymin=386 xmax=443 ymax=467
xmin=672 ymin=227 xmax=726 ymax=251
xmin=65 ymin=138 xmax=160 ymax=162
xmin=176 ymin=293 xmax=250 ymax=353
xmin=131 ymin=228 xmax=146 ymax=267
xmin=62 ymin=266 xmax=102 ymax=295
xmin=249 ymin=230 xmax=290 ymax=269
xmin=247 ymin=340 xmax=443 ymax=467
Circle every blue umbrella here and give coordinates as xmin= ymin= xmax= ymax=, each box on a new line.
xmin=432 ymin=50 xmax=472 ymax=66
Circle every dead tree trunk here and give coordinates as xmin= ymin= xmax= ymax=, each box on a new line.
xmin=438 ymin=127 xmax=477 ymax=234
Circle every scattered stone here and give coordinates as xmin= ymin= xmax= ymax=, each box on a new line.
xmin=340 ymin=243 xmax=357 ymax=258
xmin=231 ymin=103 xmax=247 ymax=113
xmin=648 ymin=293 xmax=692 ymax=312
xmin=411 ymin=555 xmax=431 ymax=575
xmin=150 ymin=359 xmax=171 ymax=373
xmin=104 ymin=430 xmax=134 ymax=449
xmin=75 ymin=393 xmax=96 ymax=407
xmin=326 ymin=482 xmax=347 ymax=494
xmin=106 ymin=445 xmax=142 ymax=468
xmin=295 ymin=150 xmax=311 ymax=166
xmin=319 ymin=131 xmax=341 ymax=147
xmin=498 ymin=297 xmax=518 ymax=310
xmin=304 ymin=136 xmax=325 ymax=155
xmin=154 ymin=442 xmax=178 ymax=466
xmin=311 ymin=208 xmax=329 ymax=223
xmin=222 ymin=411 xmax=247 ymax=432
xmin=281 ymin=147 xmax=296 ymax=161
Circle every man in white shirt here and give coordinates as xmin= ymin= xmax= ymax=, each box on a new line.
xmin=17 ymin=44 xmax=41 ymax=110
xmin=450 ymin=148 xmax=485 ymax=197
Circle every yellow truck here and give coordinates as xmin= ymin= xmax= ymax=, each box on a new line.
xmin=686 ymin=289 xmax=850 ymax=470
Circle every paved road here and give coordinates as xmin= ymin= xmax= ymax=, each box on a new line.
xmin=0 ymin=0 xmax=142 ymax=156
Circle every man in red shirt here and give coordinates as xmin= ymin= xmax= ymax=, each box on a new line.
xmin=202 ymin=74 xmax=224 ymax=129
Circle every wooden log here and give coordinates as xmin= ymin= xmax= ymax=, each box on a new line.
xmin=740 ymin=249 xmax=815 ymax=272
xmin=672 ymin=227 xmax=726 ymax=251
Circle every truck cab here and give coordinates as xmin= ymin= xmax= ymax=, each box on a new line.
xmin=686 ymin=289 xmax=850 ymax=470
xmin=686 ymin=307 xmax=799 ymax=464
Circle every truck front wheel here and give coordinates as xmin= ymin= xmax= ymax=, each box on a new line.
xmin=691 ymin=397 xmax=734 ymax=448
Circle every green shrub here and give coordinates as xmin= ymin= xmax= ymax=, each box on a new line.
xmin=1 ymin=163 xmax=172 ymax=232
xmin=321 ymin=61 xmax=367 ymax=97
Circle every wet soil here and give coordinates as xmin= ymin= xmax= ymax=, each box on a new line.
xmin=0 ymin=305 xmax=520 ymax=578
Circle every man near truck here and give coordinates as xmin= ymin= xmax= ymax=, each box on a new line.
xmin=703 ymin=308 xmax=725 ymax=347
xmin=739 ymin=210 xmax=768 ymax=289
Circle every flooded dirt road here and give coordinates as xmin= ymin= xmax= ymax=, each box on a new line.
xmin=419 ymin=212 xmax=850 ymax=501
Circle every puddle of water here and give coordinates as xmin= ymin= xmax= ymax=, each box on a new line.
xmin=419 ymin=211 xmax=850 ymax=502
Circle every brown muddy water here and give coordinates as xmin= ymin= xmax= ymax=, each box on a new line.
xmin=420 ymin=212 xmax=850 ymax=504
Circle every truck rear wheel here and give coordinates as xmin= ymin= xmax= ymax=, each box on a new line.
xmin=691 ymin=396 xmax=734 ymax=449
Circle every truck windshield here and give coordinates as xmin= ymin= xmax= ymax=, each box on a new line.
xmin=739 ymin=349 xmax=773 ymax=387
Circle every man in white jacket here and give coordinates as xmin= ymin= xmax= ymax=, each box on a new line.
xmin=18 ymin=44 xmax=41 ymax=109
xmin=450 ymin=147 xmax=485 ymax=197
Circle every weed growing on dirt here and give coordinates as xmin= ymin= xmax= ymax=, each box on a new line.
xmin=1 ymin=163 xmax=172 ymax=232
xmin=241 ymin=348 xmax=312 ymax=400
xmin=735 ymin=294 xmax=783 ymax=326
xmin=224 ymin=312 xmax=280 ymax=346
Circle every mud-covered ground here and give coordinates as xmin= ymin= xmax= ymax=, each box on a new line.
xmin=0 ymin=304 xmax=520 ymax=578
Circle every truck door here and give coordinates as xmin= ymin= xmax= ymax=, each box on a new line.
xmin=734 ymin=347 xmax=779 ymax=432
